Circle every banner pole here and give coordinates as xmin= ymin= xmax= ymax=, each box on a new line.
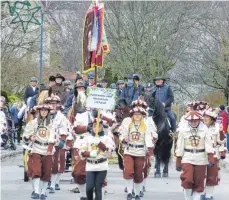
xmin=95 ymin=109 xmax=100 ymax=137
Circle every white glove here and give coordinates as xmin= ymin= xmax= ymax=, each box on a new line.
xmin=92 ymin=137 xmax=101 ymax=145
xmin=90 ymin=150 xmax=98 ymax=158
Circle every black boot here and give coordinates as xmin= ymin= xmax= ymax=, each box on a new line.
xmin=135 ymin=195 xmax=141 ymax=200
xmin=127 ymin=193 xmax=132 ymax=200
xmin=162 ymin=172 xmax=168 ymax=177
xmin=40 ymin=194 xmax=46 ymax=199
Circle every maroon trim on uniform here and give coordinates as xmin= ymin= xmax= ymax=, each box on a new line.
xmin=98 ymin=142 xmax=106 ymax=152
xmin=147 ymin=147 xmax=154 ymax=156
xmin=82 ymin=151 xmax=90 ymax=157
xmin=73 ymin=125 xmax=87 ymax=134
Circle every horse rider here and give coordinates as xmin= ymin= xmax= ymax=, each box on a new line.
xmin=119 ymin=74 xmax=140 ymax=106
xmin=79 ymin=118 xmax=115 ymax=200
xmin=119 ymin=102 xmax=153 ymax=200
xmin=24 ymin=77 xmax=39 ymax=106
xmin=63 ymin=74 xmax=84 ymax=117
xmin=202 ymin=109 xmax=227 ymax=200
xmin=152 ymin=76 xmax=176 ymax=132
xmin=48 ymin=73 xmax=67 ymax=105
xmin=23 ymin=104 xmax=55 ymax=199
xmin=72 ymin=82 xmax=93 ymax=199
xmin=175 ymin=110 xmax=215 ymax=200
xmin=116 ymin=80 xmax=125 ymax=97
xmin=44 ymin=95 xmax=69 ymax=193
xmin=133 ymin=74 xmax=145 ymax=96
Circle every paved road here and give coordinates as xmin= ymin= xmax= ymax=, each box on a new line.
xmin=1 ymin=155 xmax=229 ymax=200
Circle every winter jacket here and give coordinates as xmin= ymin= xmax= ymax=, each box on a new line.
xmin=152 ymin=83 xmax=174 ymax=110
xmin=24 ymin=86 xmax=39 ymax=104
xmin=119 ymin=86 xmax=139 ymax=106
xmin=10 ymin=105 xmax=19 ymax=124
xmin=219 ymin=111 xmax=228 ymax=133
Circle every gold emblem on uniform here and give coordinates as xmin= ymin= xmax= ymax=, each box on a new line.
xmin=131 ymin=131 xmax=141 ymax=141
xmin=189 ymin=135 xmax=200 ymax=147
xmin=38 ymin=126 xmax=48 ymax=138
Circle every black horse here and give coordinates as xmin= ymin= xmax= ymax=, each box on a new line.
xmin=144 ymin=91 xmax=173 ymax=177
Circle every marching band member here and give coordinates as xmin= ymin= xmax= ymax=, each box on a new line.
xmin=79 ymin=118 xmax=115 ymax=200
xmin=44 ymin=95 xmax=69 ymax=193
xmin=202 ymin=110 xmax=227 ymax=200
xmin=175 ymin=111 xmax=215 ymax=200
xmin=72 ymin=82 xmax=93 ymax=200
xmin=23 ymin=104 xmax=55 ymax=199
xmin=119 ymin=103 xmax=154 ymax=200
xmin=130 ymin=99 xmax=157 ymax=197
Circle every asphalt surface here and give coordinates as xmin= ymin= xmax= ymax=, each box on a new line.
xmin=1 ymin=154 xmax=229 ymax=200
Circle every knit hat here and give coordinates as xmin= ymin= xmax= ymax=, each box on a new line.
xmin=219 ymin=105 xmax=225 ymax=111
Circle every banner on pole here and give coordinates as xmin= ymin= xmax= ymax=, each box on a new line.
xmin=82 ymin=2 xmax=110 ymax=73
xmin=86 ymin=87 xmax=116 ymax=110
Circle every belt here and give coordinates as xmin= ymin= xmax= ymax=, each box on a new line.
xmin=128 ymin=144 xmax=145 ymax=148
xmin=184 ymin=148 xmax=205 ymax=153
xmin=34 ymin=140 xmax=48 ymax=146
xmin=87 ymin=158 xmax=107 ymax=164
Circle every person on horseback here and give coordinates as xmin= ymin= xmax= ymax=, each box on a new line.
xmin=116 ymin=80 xmax=125 ymax=97
xmin=152 ymin=76 xmax=176 ymax=132
xmin=44 ymin=95 xmax=70 ymax=193
xmin=175 ymin=110 xmax=215 ymax=200
xmin=119 ymin=102 xmax=153 ymax=200
xmin=119 ymin=74 xmax=140 ymax=106
xmin=24 ymin=77 xmax=39 ymax=106
xmin=63 ymin=74 xmax=83 ymax=116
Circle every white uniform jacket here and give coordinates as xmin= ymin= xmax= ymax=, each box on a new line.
xmin=175 ymin=122 xmax=214 ymax=165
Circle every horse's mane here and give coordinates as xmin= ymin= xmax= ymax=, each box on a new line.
xmin=37 ymin=90 xmax=49 ymax=105
xmin=153 ymin=95 xmax=166 ymax=119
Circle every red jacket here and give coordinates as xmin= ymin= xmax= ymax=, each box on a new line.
xmin=220 ymin=111 xmax=228 ymax=133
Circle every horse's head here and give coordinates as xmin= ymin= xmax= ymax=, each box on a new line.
xmin=144 ymin=91 xmax=156 ymax=114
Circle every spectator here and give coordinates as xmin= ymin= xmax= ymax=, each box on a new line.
xmin=48 ymin=73 xmax=67 ymax=105
xmin=226 ymin=106 xmax=229 ymax=152
xmin=10 ymin=102 xmax=23 ymax=144
xmin=110 ymin=83 xmax=116 ymax=89
xmin=88 ymin=72 xmax=96 ymax=87
xmin=63 ymin=80 xmax=72 ymax=92
xmin=0 ymin=96 xmax=7 ymax=135
xmin=101 ymin=79 xmax=108 ymax=88
xmin=24 ymin=77 xmax=39 ymax=105
xmin=218 ymin=105 xmax=228 ymax=134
